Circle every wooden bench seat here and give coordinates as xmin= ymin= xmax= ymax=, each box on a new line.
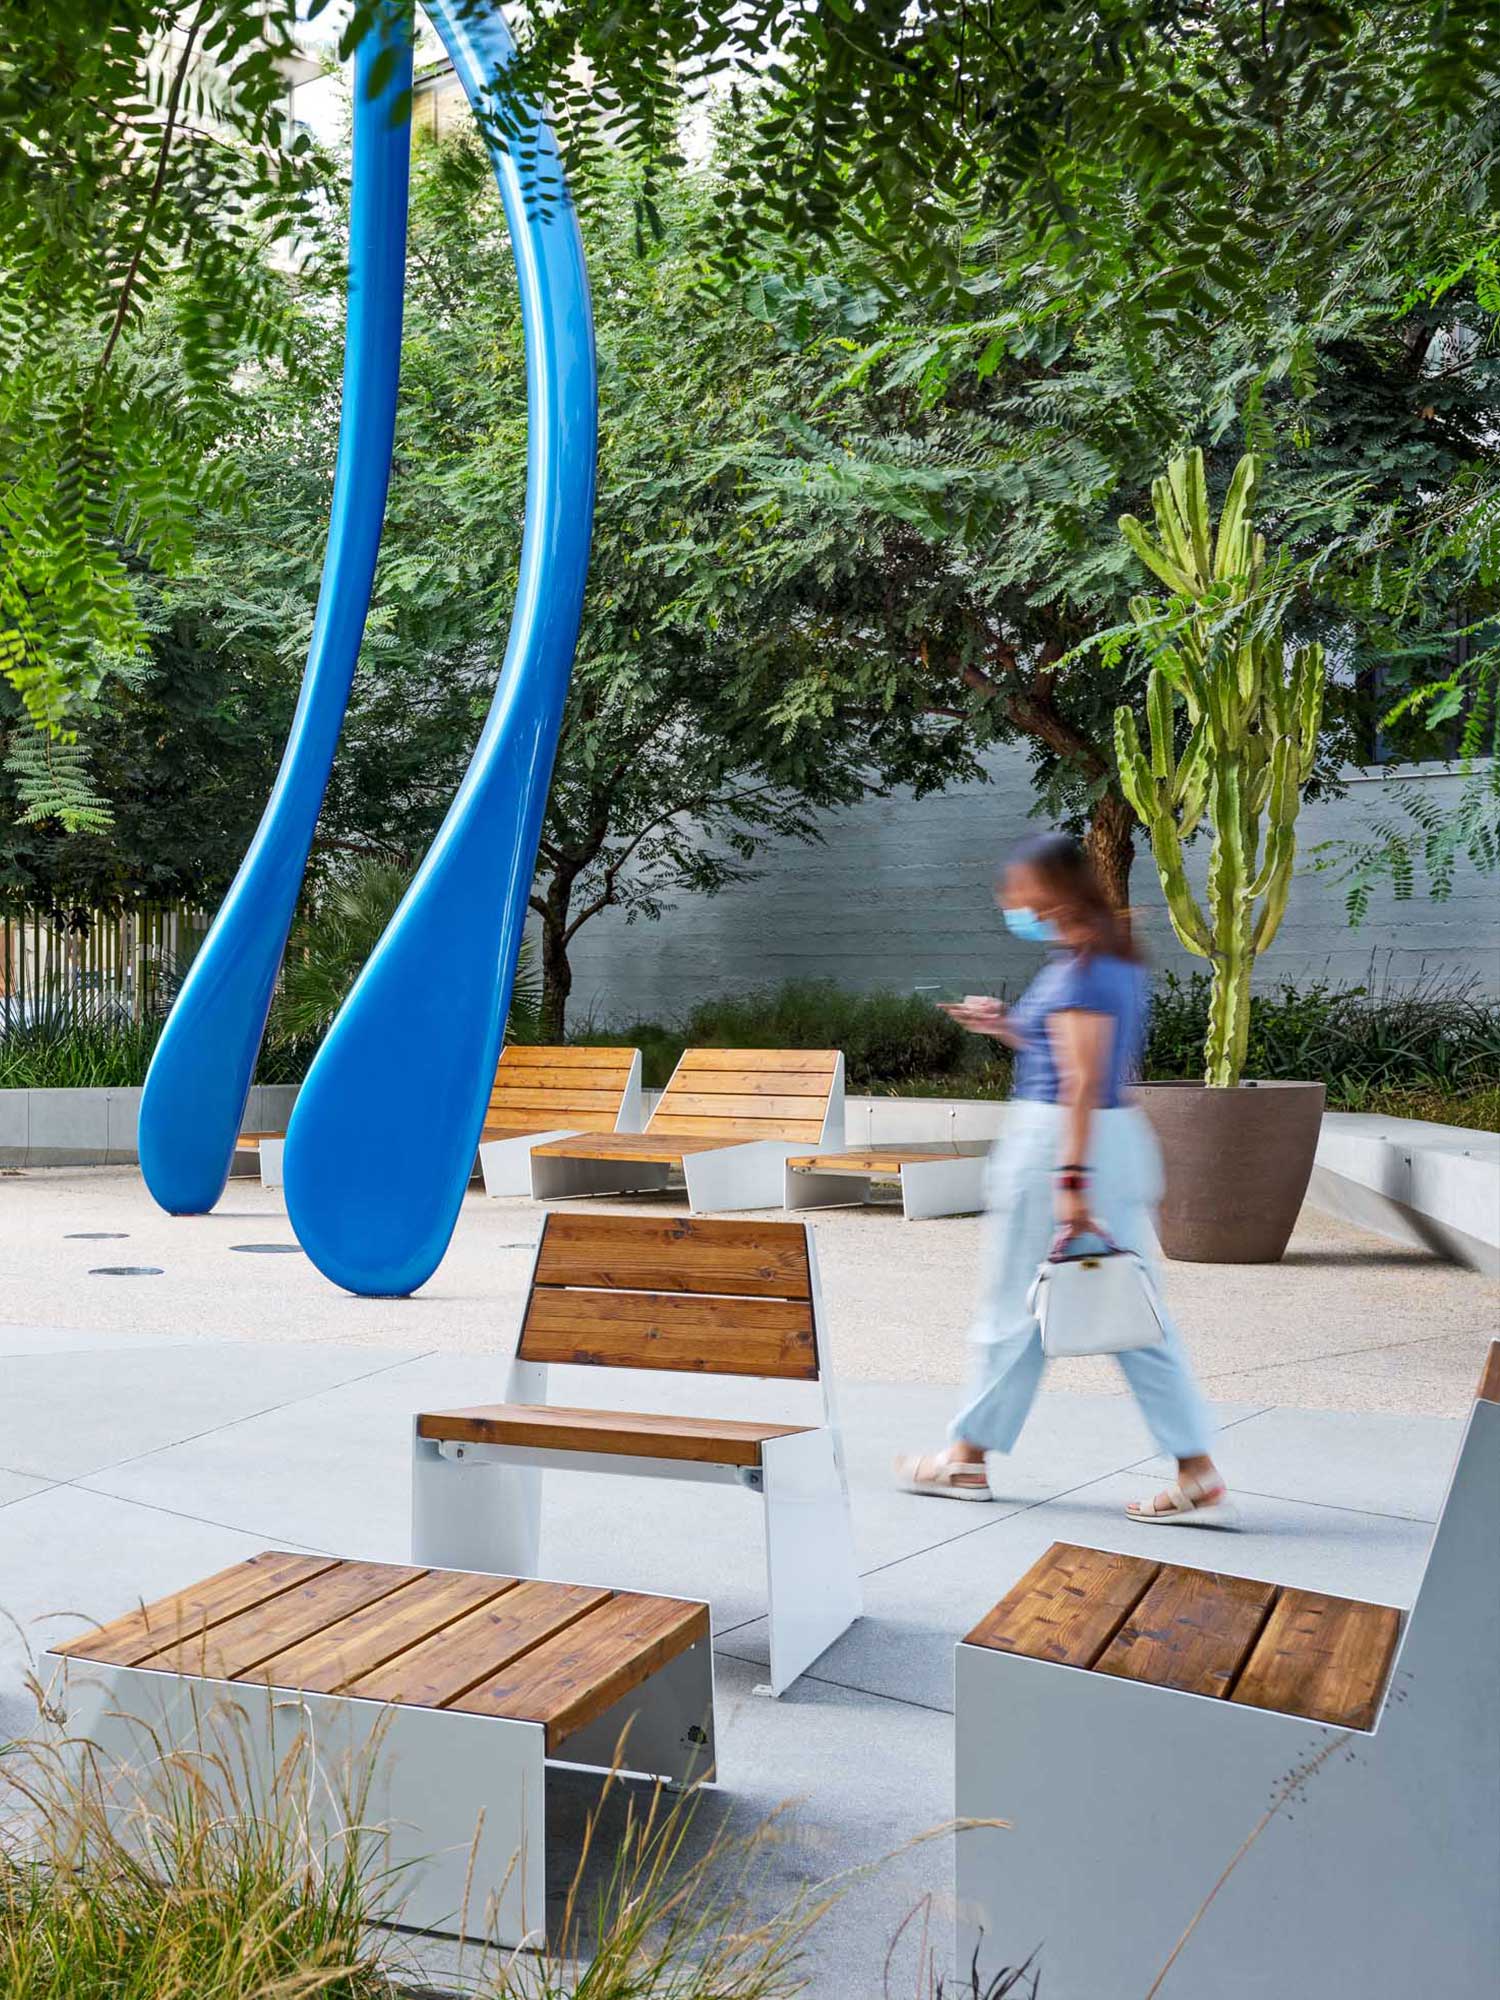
xmin=785 ymin=1140 xmax=988 ymax=1220
xmin=787 ymin=1143 xmax=985 ymax=1175
xmin=419 ymin=1403 xmax=811 ymax=1468
xmin=528 ymin=1048 xmax=844 ymax=1212
xmin=49 ymin=1549 xmax=714 ymax=1947
xmin=531 ymin=1132 xmax=744 ymax=1162
xmin=413 ymin=1211 xmax=859 ymax=1695
xmin=966 ymin=1542 xmax=1400 ymax=1729
xmin=955 ymin=1342 xmax=1500 ymax=1997
xmin=54 ymin=1550 xmax=707 ymax=1754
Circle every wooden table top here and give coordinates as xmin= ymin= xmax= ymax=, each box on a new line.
xmin=52 ymin=1551 xmax=708 ymax=1755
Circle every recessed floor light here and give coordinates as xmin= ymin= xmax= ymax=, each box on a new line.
xmin=90 ymin=1266 xmax=164 ymax=1277
xmin=229 ymin=1243 xmax=303 ymax=1255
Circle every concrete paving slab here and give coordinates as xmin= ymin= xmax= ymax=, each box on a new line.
xmin=0 ymin=1320 xmax=201 ymax=1356
xmin=1200 ymin=1350 xmax=1495 ymax=1416
xmin=4 ymin=1169 xmax=1495 ymax=1417
xmin=1153 ymin=1403 xmax=1460 ymax=1521
xmin=0 ymin=1340 xmax=429 ymax=1481
xmin=0 ymin=1467 xmax=53 ymax=1507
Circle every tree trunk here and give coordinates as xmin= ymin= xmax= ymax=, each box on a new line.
xmin=1085 ymin=787 xmax=1136 ymax=910
xmin=536 ymin=874 xmax=576 ymax=1041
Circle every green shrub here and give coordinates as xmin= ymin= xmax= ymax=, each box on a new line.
xmin=570 ymin=970 xmax=1499 ymax=1124
xmin=0 ymin=999 xmax=319 ymax=1090
xmin=684 ymin=978 xmax=969 ymax=1088
xmin=272 ymin=861 xmax=542 ymax=1045
xmin=1143 ymin=969 xmax=1500 ymax=1106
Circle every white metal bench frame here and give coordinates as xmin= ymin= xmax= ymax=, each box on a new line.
xmin=411 ymin=1223 xmax=861 ymax=1697
xmin=47 ymin=1561 xmax=713 ymax=1950
xmin=954 ymin=1360 xmax=1500 ymax=1996
xmin=784 ymin=1145 xmax=987 ymax=1221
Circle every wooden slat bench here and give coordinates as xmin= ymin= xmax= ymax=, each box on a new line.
xmin=412 ymin=1210 xmax=860 ymax=1696
xmin=528 ymin=1048 xmax=844 ymax=1213
xmin=954 ymin=1342 xmax=1500 ymax=1998
xmin=784 ymin=1140 xmax=988 ymax=1221
xmin=479 ymin=1044 xmax=643 ymax=1196
xmin=237 ymin=1044 xmax=643 ymax=1194
xmin=48 ymin=1550 xmax=713 ymax=1946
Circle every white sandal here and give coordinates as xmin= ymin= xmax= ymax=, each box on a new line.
xmin=894 ymin=1450 xmax=994 ymax=1502
xmin=1126 ymin=1473 xmax=1238 ymax=1529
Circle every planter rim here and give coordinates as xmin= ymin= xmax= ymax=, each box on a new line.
xmin=1135 ymin=1079 xmax=1326 ymax=1092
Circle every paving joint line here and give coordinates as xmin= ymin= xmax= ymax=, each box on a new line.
xmin=711 ymin=1647 xmax=951 ymax=1716
xmin=49 ymin=1346 xmax=440 ymax=1485
xmin=60 ymin=1478 xmax=334 ymax=1556
xmin=1226 ymin=1483 xmax=1438 ymax=1526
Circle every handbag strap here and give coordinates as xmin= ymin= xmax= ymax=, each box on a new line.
xmin=1046 ymin=1226 xmax=1123 ymax=1262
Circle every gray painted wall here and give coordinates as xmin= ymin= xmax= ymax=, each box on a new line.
xmin=563 ymin=751 xmax=1500 ymax=1024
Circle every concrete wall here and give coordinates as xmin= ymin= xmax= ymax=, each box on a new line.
xmin=0 ymin=1085 xmax=299 ymax=1170
xmin=563 ymin=752 xmax=1499 ymax=1024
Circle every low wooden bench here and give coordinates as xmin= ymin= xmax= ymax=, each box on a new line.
xmin=48 ymin=1549 xmax=713 ymax=1946
xmin=528 ymin=1048 xmax=844 ymax=1213
xmin=412 ymin=1211 xmax=860 ymax=1696
xmin=238 ymin=1044 xmax=643 ymax=1193
xmin=954 ymin=1342 xmax=1500 ymax=1998
xmin=784 ymin=1141 xmax=988 ymax=1221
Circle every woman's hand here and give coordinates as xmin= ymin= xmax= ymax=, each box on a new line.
xmin=941 ymin=995 xmax=1007 ymax=1039
xmin=1054 ymin=1183 xmax=1100 ymax=1240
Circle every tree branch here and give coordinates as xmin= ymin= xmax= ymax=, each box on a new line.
xmin=98 ymin=4 xmax=209 ymax=378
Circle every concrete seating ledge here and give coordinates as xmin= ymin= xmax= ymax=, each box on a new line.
xmin=1307 ymin=1109 xmax=1499 ymax=1277
xmin=4 ymin=1086 xmax=1495 ymax=1276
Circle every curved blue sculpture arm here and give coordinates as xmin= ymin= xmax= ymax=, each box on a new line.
xmin=137 ymin=8 xmax=414 ymax=1216
xmin=282 ymin=0 xmax=597 ymax=1295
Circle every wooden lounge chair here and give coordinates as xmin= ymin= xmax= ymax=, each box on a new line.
xmin=238 ymin=1043 xmax=642 ymax=1193
xmin=528 ymin=1047 xmax=844 ymax=1213
xmin=478 ymin=1044 xmax=643 ymax=1196
xmin=954 ymin=1342 xmax=1500 ymax=1997
xmin=412 ymin=1210 xmax=861 ymax=1696
xmin=48 ymin=1550 xmax=712 ymax=1948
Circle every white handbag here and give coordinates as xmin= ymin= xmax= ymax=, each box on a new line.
xmin=1027 ymin=1231 xmax=1168 ymax=1359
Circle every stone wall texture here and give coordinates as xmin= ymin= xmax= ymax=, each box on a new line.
xmin=562 ymin=751 xmax=1500 ymax=1025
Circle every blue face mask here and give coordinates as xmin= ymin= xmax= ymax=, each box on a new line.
xmin=1003 ymin=904 xmax=1061 ymax=945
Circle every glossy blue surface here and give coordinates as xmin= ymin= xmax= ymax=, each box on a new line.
xmin=282 ymin=0 xmax=597 ymax=1294
xmin=137 ymin=9 xmax=413 ymax=1215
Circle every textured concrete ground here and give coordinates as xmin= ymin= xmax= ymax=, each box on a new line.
xmin=2 ymin=1164 xmax=1494 ymax=1416
xmin=0 ymin=1165 xmax=1492 ymax=1992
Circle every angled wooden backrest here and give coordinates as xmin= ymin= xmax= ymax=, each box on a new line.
xmin=518 ymin=1212 xmax=819 ymax=1380
xmin=645 ymin=1048 xmax=840 ymax=1144
xmin=1478 ymin=1340 xmax=1500 ymax=1406
xmin=487 ymin=1045 xmax=638 ymax=1136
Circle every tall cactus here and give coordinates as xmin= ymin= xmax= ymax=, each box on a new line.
xmin=1114 ymin=451 xmax=1324 ymax=1088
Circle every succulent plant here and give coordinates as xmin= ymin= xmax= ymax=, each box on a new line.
xmin=1115 ymin=450 xmax=1324 ymax=1088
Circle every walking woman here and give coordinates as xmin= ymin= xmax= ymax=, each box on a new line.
xmin=896 ymin=832 xmax=1233 ymax=1525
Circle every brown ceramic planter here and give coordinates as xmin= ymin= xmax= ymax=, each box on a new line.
xmin=1135 ymin=1080 xmax=1327 ymax=1263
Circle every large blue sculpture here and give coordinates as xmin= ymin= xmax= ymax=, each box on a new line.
xmin=138 ymin=0 xmax=597 ymax=1298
